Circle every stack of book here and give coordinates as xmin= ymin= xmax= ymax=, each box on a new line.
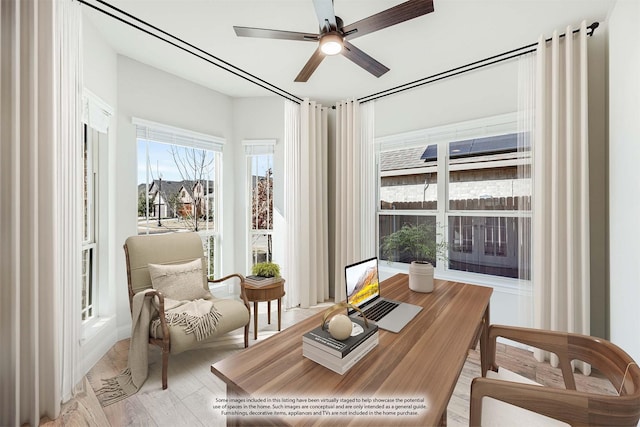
xmin=302 ymin=317 xmax=379 ymax=375
xmin=244 ymin=275 xmax=280 ymax=287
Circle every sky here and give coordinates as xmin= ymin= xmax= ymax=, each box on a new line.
xmin=137 ymin=139 xmax=215 ymax=185
xmin=138 ymin=140 xmax=181 ymax=184
xmin=137 ymin=139 xmax=273 ymax=185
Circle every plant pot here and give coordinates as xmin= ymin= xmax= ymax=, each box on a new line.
xmin=409 ymin=261 xmax=434 ymax=293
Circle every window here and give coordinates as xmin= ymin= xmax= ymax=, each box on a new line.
xmin=244 ymin=140 xmax=276 ymax=270
xmin=484 ymin=217 xmax=507 ymax=257
xmin=446 ymin=131 xmax=531 ymax=279
xmin=135 ymin=118 xmax=224 ymax=279
xmin=450 ymin=216 xmax=473 ymax=254
xmin=81 ymin=124 xmax=97 ymax=321
xmin=378 ymin=144 xmax=439 ymax=266
xmin=379 ymin=145 xmax=438 ymax=211
xmin=377 ymin=114 xmax=531 ymax=282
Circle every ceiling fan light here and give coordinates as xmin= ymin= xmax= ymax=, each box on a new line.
xmin=320 ymin=32 xmax=343 ymax=55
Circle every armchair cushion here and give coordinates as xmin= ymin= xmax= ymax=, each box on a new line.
xmin=482 ymin=368 xmax=569 ymax=427
xmin=148 ymin=258 xmax=209 ymax=301
xmin=150 ymin=297 xmax=250 ymax=354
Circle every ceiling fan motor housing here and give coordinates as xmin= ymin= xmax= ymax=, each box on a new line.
xmin=326 ymin=16 xmax=344 ymax=33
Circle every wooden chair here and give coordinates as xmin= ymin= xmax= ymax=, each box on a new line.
xmin=124 ymin=232 xmax=250 ymax=390
xmin=470 ymin=325 xmax=640 ymax=426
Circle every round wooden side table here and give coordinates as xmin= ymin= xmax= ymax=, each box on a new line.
xmin=244 ymin=278 xmax=285 ymax=340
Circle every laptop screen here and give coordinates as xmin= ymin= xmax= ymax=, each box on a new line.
xmin=346 ymin=257 xmax=380 ymax=313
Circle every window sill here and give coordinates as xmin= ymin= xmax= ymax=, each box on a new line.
xmin=81 ymin=315 xmax=115 ymax=342
xmin=80 ymin=315 xmax=117 ymax=377
xmin=379 ymin=261 xmax=532 ymax=296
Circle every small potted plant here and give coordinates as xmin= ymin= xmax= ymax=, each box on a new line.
xmin=247 ymin=261 xmax=281 ymax=286
xmin=380 ymin=223 xmax=447 ymax=293
xmin=251 ymin=261 xmax=280 ymax=278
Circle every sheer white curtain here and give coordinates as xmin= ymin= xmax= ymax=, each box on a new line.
xmin=283 ymin=99 xmax=330 ymax=309
xmin=531 ymin=22 xmax=590 ymax=374
xmin=360 ymin=102 xmax=376 ymax=258
xmin=0 ymin=0 xmax=83 ymax=424
xmin=333 ymin=100 xmax=376 ymax=301
xmin=517 ymin=53 xmax=535 ymax=328
xmin=58 ymin=0 xmax=84 ymax=403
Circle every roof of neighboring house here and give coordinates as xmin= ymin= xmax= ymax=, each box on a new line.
xmin=148 ymin=180 xmax=183 ymax=198
xmin=421 ymin=133 xmax=529 ymax=161
xmin=181 ymin=180 xmax=214 ymax=196
xmin=139 ymin=179 xmax=215 ymax=200
xmin=381 ymin=133 xmax=530 ymax=172
xmin=380 ymin=146 xmax=428 ymax=172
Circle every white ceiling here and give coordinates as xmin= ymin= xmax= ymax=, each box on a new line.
xmin=82 ymin=0 xmax=615 ymax=104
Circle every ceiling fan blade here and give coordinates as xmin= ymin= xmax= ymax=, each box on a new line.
xmin=342 ymin=0 xmax=434 ymax=40
xmin=234 ymin=26 xmax=319 ymax=42
xmin=295 ymin=47 xmax=325 ymax=82
xmin=341 ymin=40 xmax=389 ymax=78
xmin=312 ymin=0 xmax=337 ymax=31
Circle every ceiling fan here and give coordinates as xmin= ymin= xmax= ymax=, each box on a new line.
xmin=233 ymin=0 xmax=435 ymax=82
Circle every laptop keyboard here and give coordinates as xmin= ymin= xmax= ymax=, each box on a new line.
xmin=360 ymin=300 xmax=399 ymax=322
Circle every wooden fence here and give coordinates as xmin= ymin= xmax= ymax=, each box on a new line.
xmin=381 ymin=196 xmax=531 ymax=211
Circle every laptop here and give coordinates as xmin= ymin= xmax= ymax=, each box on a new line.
xmin=345 ymin=257 xmax=422 ymax=333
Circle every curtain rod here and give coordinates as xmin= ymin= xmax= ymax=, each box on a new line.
xmin=77 ymin=0 xmax=303 ymax=105
xmin=357 ymin=22 xmax=599 ymax=104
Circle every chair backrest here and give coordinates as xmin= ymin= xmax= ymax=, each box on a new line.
xmin=567 ymin=334 xmax=640 ymax=395
xmin=480 ymin=325 xmax=640 ymax=426
xmin=491 ymin=326 xmax=640 ymax=396
xmin=123 ymin=232 xmax=208 ymax=311
xmin=565 ymin=333 xmax=640 ymax=425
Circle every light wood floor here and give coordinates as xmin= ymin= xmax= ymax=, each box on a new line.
xmin=47 ymin=303 xmax=616 ymax=426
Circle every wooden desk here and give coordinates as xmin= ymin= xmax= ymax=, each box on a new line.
xmin=244 ymin=279 xmax=285 ymax=340
xmin=212 ymin=274 xmax=492 ymax=426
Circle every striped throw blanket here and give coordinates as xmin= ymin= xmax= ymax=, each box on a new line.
xmin=96 ymin=292 xmax=220 ymax=406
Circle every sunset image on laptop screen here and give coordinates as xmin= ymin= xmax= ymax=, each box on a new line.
xmin=346 ymin=258 xmax=379 ymax=307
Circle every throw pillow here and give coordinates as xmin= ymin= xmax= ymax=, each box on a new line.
xmin=148 ymin=258 xmax=209 ymax=301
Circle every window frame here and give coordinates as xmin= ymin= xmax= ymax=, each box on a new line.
xmin=81 ymin=124 xmax=98 ymax=324
xmin=375 ymin=113 xmax=532 ymax=292
xmin=80 ymin=88 xmax=113 ymax=331
xmin=134 ymin=118 xmax=225 ymax=279
xmin=243 ymin=139 xmax=276 ymax=273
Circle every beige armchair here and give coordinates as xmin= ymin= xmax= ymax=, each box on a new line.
xmin=470 ymin=325 xmax=640 ymax=426
xmin=124 ymin=232 xmax=250 ymax=390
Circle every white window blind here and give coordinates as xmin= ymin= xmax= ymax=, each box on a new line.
xmin=243 ymin=139 xmax=276 ymax=155
xmin=82 ymin=89 xmax=113 ymax=134
xmin=376 ymin=112 xmax=518 ymax=152
xmin=133 ymin=117 xmax=225 ymax=152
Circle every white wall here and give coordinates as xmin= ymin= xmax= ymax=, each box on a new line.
xmin=115 ymin=57 xmax=234 ymax=337
xmin=231 ymin=97 xmax=285 ymax=275
xmin=374 ymin=61 xmax=519 ymax=137
xmin=608 ymin=0 xmax=640 ymax=363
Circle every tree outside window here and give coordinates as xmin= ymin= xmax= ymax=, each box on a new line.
xmin=251 ymin=168 xmax=273 ymax=262
xmin=137 ymin=139 xmax=220 ymax=278
xmin=248 ymin=151 xmax=274 ymax=268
